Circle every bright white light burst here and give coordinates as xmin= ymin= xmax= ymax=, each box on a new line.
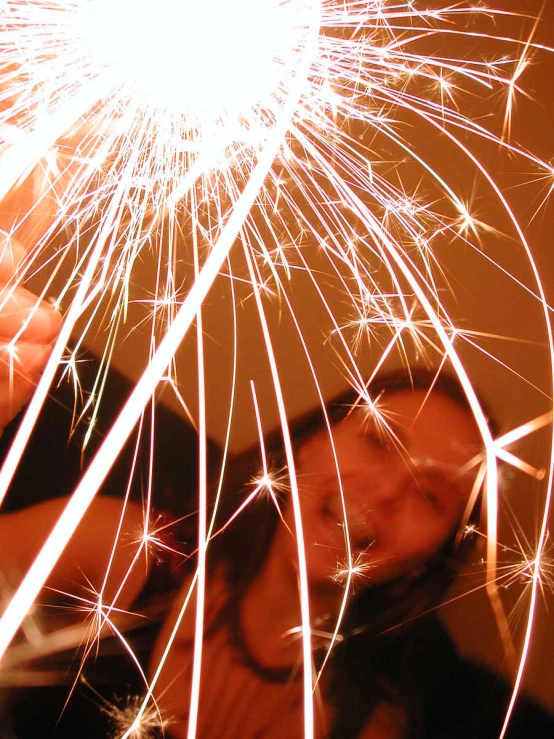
xmin=0 ymin=2 xmax=552 ymax=739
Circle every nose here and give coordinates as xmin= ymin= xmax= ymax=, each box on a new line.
xmin=343 ymin=463 xmax=406 ymax=505
xmin=325 ymin=493 xmax=375 ymax=546
xmin=368 ymin=475 xmax=407 ymax=512
xmin=346 ymin=470 xmax=408 ymax=535
xmin=347 ymin=507 xmax=377 ymax=549
xmin=348 ymin=478 xmax=407 ymax=549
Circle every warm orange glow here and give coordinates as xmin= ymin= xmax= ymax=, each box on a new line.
xmin=0 ymin=2 xmax=552 ymax=737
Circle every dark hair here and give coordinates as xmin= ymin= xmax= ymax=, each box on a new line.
xmin=212 ymin=367 xmax=491 ymax=585
xmin=207 ymin=367 xmax=494 ymax=738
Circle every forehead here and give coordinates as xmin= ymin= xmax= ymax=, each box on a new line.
xmin=298 ymin=389 xmax=483 ymax=474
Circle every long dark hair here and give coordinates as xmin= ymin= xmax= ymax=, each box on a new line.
xmin=207 ymin=367 xmax=495 ymax=737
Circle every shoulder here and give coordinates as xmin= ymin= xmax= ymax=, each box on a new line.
xmin=425 ymin=659 xmax=554 ymax=738
xmin=357 ymin=704 xmax=406 ymax=739
xmin=150 ymin=564 xmax=229 ymax=667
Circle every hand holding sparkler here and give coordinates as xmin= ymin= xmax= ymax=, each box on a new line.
xmin=0 ymin=239 xmax=60 ymax=431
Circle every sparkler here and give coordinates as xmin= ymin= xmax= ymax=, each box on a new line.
xmin=0 ymin=1 xmax=552 ymax=738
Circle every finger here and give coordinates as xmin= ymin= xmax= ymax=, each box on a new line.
xmin=0 ymin=237 xmax=27 ymax=281
xmin=0 ymin=287 xmax=61 ymax=344
xmin=0 ymin=342 xmax=54 ymax=383
xmin=0 ymin=377 xmax=38 ymax=424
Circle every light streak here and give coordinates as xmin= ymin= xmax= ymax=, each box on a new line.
xmin=0 ymin=2 xmax=552 ymax=737
xmin=186 ymin=192 xmax=208 ymax=739
xmin=242 ymin=237 xmax=315 ymax=738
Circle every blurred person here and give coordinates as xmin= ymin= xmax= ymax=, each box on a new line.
xmin=0 ymin=250 xmax=553 ymax=738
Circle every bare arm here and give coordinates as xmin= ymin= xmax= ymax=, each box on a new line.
xmin=0 ymin=495 xmax=149 ymax=616
xmin=0 ymin=245 xmax=150 ymax=635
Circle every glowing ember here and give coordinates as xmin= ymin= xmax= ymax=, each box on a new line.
xmin=0 ymin=3 xmax=552 ymax=738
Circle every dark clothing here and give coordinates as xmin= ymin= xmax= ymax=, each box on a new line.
xmin=1 ymin=364 xmax=552 ymax=736
xmin=427 ymin=660 xmax=554 ymax=738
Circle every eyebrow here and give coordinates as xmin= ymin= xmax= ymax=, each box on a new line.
xmin=348 ymin=441 xmax=467 ymax=500
xmin=409 ymin=466 xmax=466 ymax=502
xmin=315 ymin=462 xmax=466 ymax=510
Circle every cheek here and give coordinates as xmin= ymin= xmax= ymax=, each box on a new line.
xmin=305 ymin=541 xmax=341 ymax=582
xmin=280 ymin=527 xmax=344 ymax=585
xmin=389 ymin=511 xmax=457 ymax=562
xmin=283 ymin=484 xmax=321 ymax=536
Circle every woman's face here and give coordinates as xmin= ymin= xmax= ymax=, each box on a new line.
xmin=283 ymin=389 xmax=483 ymax=587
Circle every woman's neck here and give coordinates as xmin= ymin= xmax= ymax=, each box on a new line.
xmin=239 ymin=525 xmax=341 ymax=669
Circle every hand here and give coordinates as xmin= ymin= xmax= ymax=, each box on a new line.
xmin=0 ymin=239 xmax=61 ymax=431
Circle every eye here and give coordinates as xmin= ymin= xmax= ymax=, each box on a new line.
xmin=410 ymin=473 xmax=448 ymax=511
xmin=363 ymin=430 xmax=385 ymax=447
xmin=359 ymin=428 xmax=392 ymax=456
xmin=422 ymin=489 xmax=441 ymax=508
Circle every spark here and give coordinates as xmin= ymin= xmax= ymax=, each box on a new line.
xmin=0 ymin=2 xmax=551 ymax=738
xmin=462 ymin=523 xmax=478 ymax=539
xmin=471 ymin=529 xmax=554 ymax=611
xmin=498 ymin=548 xmax=554 ymax=597
xmin=102 ymin=693 xmax=167 ymax=739
xmin=332 ymin=551 xmax=374 ymax=587
xmin=130 ymin=514 xmax=186 ymax=565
